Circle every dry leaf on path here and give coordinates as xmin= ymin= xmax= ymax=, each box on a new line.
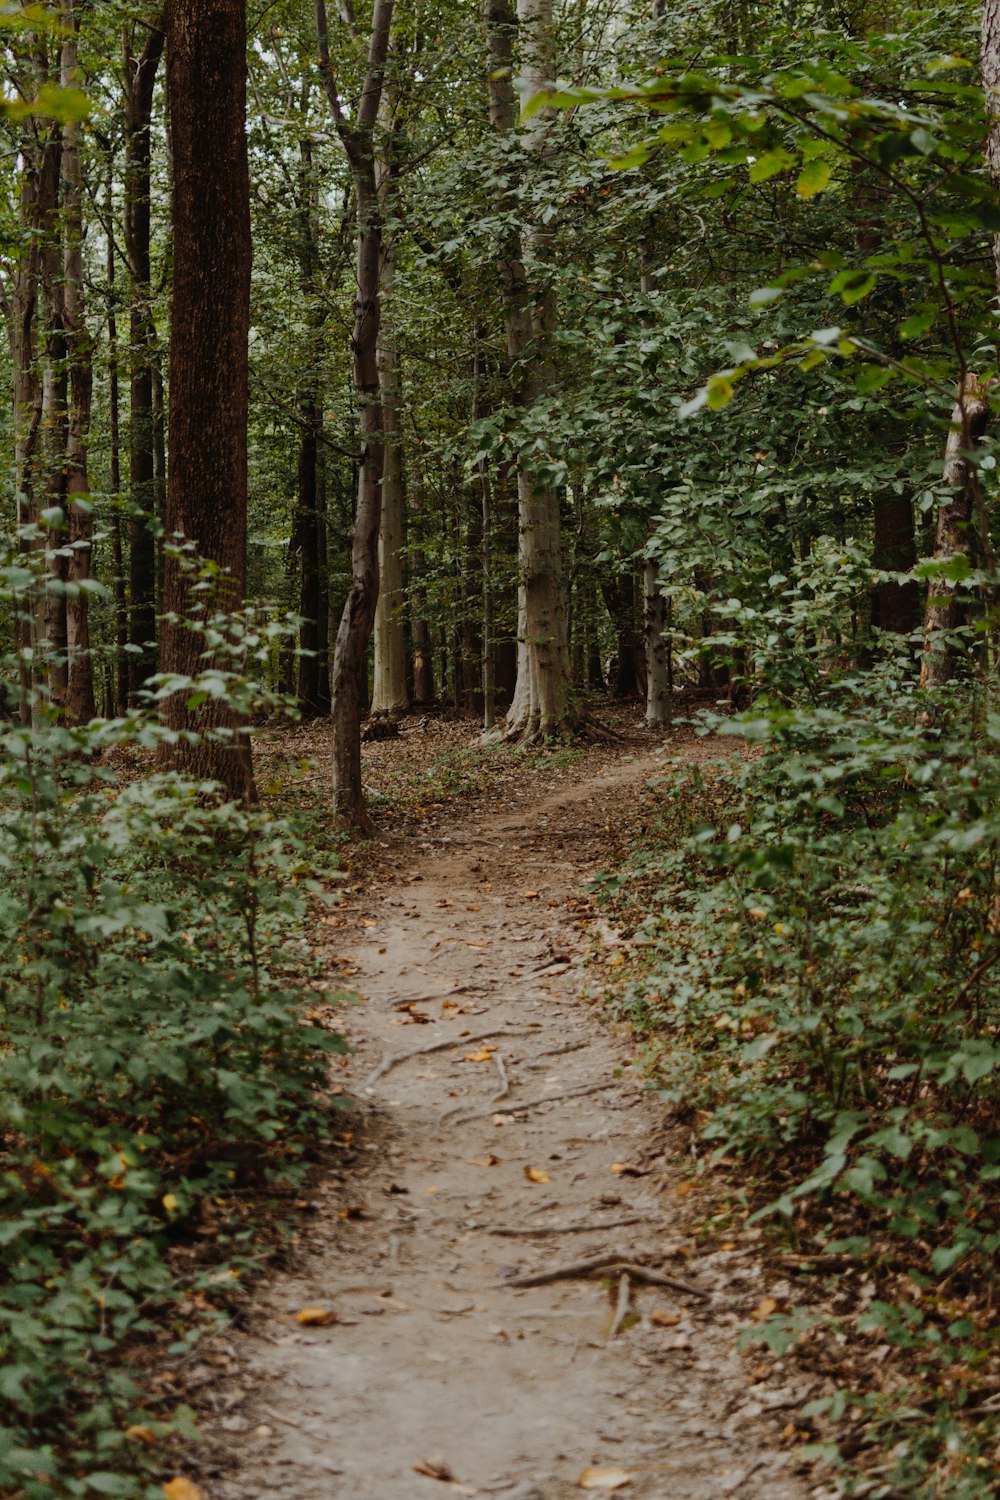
xmin=649 ymin=1309 xmax=681 ymax=1327
xmin=470 ymin=1154 xmax=501 ymax=1167
xmin=578 ymin=1468 xmax=632 ymax=1490
xmin=610 ymin=1162 xmax=644 ymax=1176
xmin=523 ymin=890 xmax=541 ymax=899
xmin=295 ymin=1306 xmax=337 ymax=1326
xmin=464 ymin=1047 xmax=494 ymax=1063
xmin=413 ymin=1458 xmax=454 ymax=1482
xmin=523 ymin=1166 xmax=550 ymax=1184
xmin=162 ymin=1481 xmax=203 ymax=1500
xmin=754 ymin=1296 xmax=780 ymax=1320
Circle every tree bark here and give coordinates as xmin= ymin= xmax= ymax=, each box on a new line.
xmin=484 ymin=0 xmax=573 ymax=742
xmin=920 ymin=376 xmax=993 ymax=689
xmin=644 ymin=558 xmax=670 ymax=724
xmin=123 ymin=14 xmax=165 ymax=703
xmin=61 ymin=4 xmax=95 ymax=723
xmin=872 ymin=493 xmax=919 ymax=635
xmin=371 ymin=234 xmax=409 ymax=716
xmin=316 ymin=0 xmax=395 ymax=830
xmin=159 ymin=0 xmax=254 ymax=801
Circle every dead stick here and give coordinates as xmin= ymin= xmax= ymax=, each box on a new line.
xmin=608 ymin=1273 xmax=631 ymax=1341
xmin=362 ymin=1027 xmax=526 ymax=1090
xmin=449 ymin=1078 xmax=624 ymax=1125
xmin=491 ymin=1050 xmax=510 ymax=1102
xmin=500 ymin=1255 xmax=707 ymax=1300
xmin=488 ymin=1216 xmax=648 ymax=1237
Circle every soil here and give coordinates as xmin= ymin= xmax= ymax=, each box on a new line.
xmin=201 ymin=726 xmax=815 ymax=1500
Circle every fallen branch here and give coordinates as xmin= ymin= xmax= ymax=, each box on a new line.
xmin=499 ymin=1252 xmax=707 ymax=1300
xmin=362 ymin=1027 xmax=527 ymax=1090
xmin=491 ymin=1050 xmax=510 ymax=1103
xmin=608 ymin=1273 xmax=631 ymax=1341
xmin=488 ymin=1216 xmax=648 ymax=1237
xmin=448 ymin=1077 xmax=625 ymax=1125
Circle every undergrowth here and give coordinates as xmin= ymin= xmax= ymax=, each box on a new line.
xmin=594 ymin=663 xmax=1000 ymax=1499
xmin=0 ymin=545 xmax=349 ymax=1500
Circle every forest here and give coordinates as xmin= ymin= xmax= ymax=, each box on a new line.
xmin=2 ymin=0 xmax=1000 ymax=1496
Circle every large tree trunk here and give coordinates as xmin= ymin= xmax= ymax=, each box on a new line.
xmin=371 ymin=234 xmax=409 ymax=716
xmin=159 ymin=0 xmax=254 ymax=801
xmin=920 ymin=376 xmax=993 ymax=689
xmin=644 ymin=557 xmax=670 ymax=725
xmin=484 ymin=0 xmax=573 ymax=742
xmin=316 ymin=0 xmax=395 ymax=830
xmin=872 ymin=493 xmax=919 ymax=636
xmin=61 ymin=5 xmax=95 ymax=724
xmin=123 ymin=16 xmax=165 ymax=704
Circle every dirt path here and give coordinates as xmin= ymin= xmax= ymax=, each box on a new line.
xmin=207 ymin=743 xmax=810 ymax=1500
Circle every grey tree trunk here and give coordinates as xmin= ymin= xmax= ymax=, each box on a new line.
xmin=371 ymin=234 xmax=409 ymax=716
xmin=316 ymin=0 xmax=395 ymax=830
xmin=644 ymin=558 xmax=670 ymax=725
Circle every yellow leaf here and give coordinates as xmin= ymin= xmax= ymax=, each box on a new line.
xmin=754 ymin=1296 xmax=780 ymax=1320
xmin=523 ymin=890 xmax=541 ymax=899
xmin=578 ymin=1468 xmax=632 ymax=1490
xmin=464 ymin=1047 xmax=494 ymax=1063
xmin=126 ymin=1424 xmax=157 ymax=1445
xmin=162 ymin=1481 xmax=203 ymax=1500
xmin=610 ymin=1162 xmax=642 ymax=1176
xmin=470 ymin=1154 xmax=501 ymax=1167
xmin=524 ymin=1166 xmax=550 ymax=1184
xmin=161 ymin=1193 xmax=179 ymax=1213
xmin=295 ymin=1306 xmax=337 ymax=1326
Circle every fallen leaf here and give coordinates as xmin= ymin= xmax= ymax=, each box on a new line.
xmin=126 ymin=1424 xmax=157 ymax=1444
xmin=674 ymin=1180 xmax=699 ymax=1196
xmin=754 ymin=1296 xmax=780 ymax=1320
xmin=295 ymin=1306 xmax=337 ymax=1326
xmin=610 ymin=1162 xmax=643 ymax=1176
xmin=161 ymin=1193 xmax=179 ymax=1212
xmin=470 ymin=1154 xmax=501 ymax=1167
xmin=413 ymin=1458 xmax=454 ymax=1482
xmin=466 ymin=904 xmax=481 ymax=911
xmin=339 ymin=1202 xmax=367 ymax=1219
xmin=649 ymin=1309 xmax=680 ymax=1327
xmin=578 ymin=1468 xmax=632 ymax=1490
xmin=524 ymin=1166 xmax=550 ymax=1184
xmin=464 ymin=1047 xmax=494 ymax=1063
xmin=523 ymin=890 xmax=541 ymax=899
xmin=162 ymin=1481 xmax=203 ymax=1500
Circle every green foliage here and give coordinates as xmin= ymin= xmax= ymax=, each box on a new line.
xmin=0 ymin=549 xmax=348 ymax=1499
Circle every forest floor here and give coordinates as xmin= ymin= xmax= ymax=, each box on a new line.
xmin=192 ymin=712 xmax=821 ymax=1500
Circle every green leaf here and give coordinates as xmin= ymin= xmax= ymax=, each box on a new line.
xmin=795 ymin=159 xmax=832 ymax=197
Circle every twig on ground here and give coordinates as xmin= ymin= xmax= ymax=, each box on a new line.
xmin=362 ymin=1027 xmax=527 ymax=1090
xmin=488 ymin=1216 xmax=649 ymax=1237
xmin=448 ymin=1077 xmax=625 ymax=1125
xmin=499 ymin=1253 xmax=707 ymax=1300
xmin=491 ymin=1050 xmax=510 ymax=1102
xmin=608 ymin=1273 xmax=631 ymax=1340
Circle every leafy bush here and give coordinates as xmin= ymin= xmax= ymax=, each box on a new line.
xmin=0 ymin=546 xmax=347 ymax=1499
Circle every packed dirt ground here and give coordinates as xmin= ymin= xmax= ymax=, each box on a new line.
xmin=184 ymin=711 xmax=824 ymax=1498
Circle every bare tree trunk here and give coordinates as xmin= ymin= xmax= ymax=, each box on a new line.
xmin=123 ymin=15 xmax=165 ymax=704
xmin=61 ymin=5 xmax=95 ymax=723
xmin=920 ymin=377 xmax=993 ymax=689
xmin=644 ymin=558 xmax=670 ymax=724
xmin=316 ymin=0 xmax=394 ymax=830
xmin=484 ymin=0 xmax=573 ymax=742
xmin=159 ymin=0 xmax=255 ymax=801
xmin=106 ymin=159 xmax=129 ymax=717
xmin=371 ymin=234 xmax=409 ymax=715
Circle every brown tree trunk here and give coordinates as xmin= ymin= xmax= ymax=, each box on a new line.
xmin=872 ymin=494 xmax=919 ymax=635
xmin=316 ymin=0 xmax=395 ymax=830
xmin=159 ymin=0 xmax=254 ymax=801
xmin=106 ymin=159 xmax=129 ymax=716
xmin=124 ymin=15 xmax=165 ymax=703
xmin=920 ymin=376 xmax=993 ymax=689
xmin=644 ymin=557 xmax=670 ymax=725
xmin=61 ymin=6 xmax=95 ymax=723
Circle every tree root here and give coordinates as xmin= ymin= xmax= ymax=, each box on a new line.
xmin=499 ymin=1252 xmax=707 ymax=1300
xmin=608 ymin=1272 xmax=631 ymax=1340
xmin=362 ymin=1026 xmax=528 ymax=1090
xmin=445 ymin=1077 xmax=623 ymax=1126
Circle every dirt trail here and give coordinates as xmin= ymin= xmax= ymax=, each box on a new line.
xmin=208 ymin=743 xmax=810 ymax=1500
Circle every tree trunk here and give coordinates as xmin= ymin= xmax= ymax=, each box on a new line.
xmin=61 ymin=5 xmax=95 ymax=723
xmin=106 ymin=159 xmax=129 ymax=716
xmin=872 ymin=493 xmax=919 ymax=635
xmin=371 ymin=234 xmax=409 ymax=716
xmin=316 ymin=0 xmax=395 ymax=830
xmin=644 ymin=558 xmax=670 ymax=725
xmin=920 ymin=376 xmax=993 ymax=689
xmin=484 ymin=0 xmax=573 ymax=742
xmin=159 ymin=0 xmax=254 ymax=801
xmin=124 ymin=15 xmax=165 ymax=703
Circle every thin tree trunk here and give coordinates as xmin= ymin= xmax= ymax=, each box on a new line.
xmin=316 ymin=0 xmax=395 ymax=830
xmin=106 ymin=160 xmax=128 ymax=716
xmin=920 ymin=376 xmax=993 ymax=689
xmin=644 ymin=558 xmax=670 ymax=725
xmin=159 ymin=0 xmax=255 ymax=801
xmin=371 ymin=234 xmax=409 ymax=715
xmin=123 ymin=15 xmax=165 ymax=703
xmin=61 ymin=5 xmax=95 ymax=723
